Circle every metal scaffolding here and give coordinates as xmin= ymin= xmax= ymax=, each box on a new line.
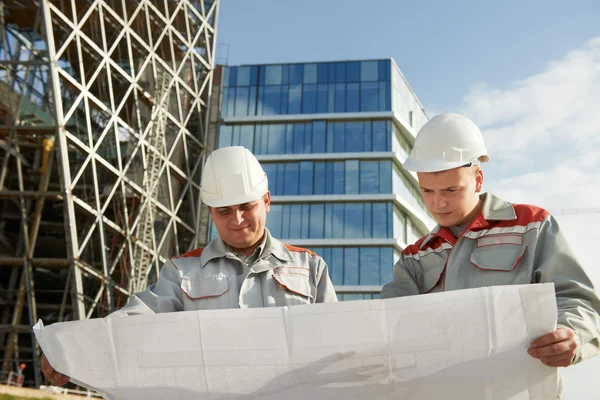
xmin=0 ymin=0 xmax=218 ymax=386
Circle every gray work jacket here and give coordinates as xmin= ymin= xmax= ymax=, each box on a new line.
xmin=115 ymin=229 xmax=338 ymax=316
xmin=382 ymin=193 xmax=600 ymax=370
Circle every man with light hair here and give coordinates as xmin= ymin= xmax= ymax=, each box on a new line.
xmin=381 ymin=113 xmax=600 ymax=398
xmin=42 ymin=146 xmax=338 ymax=386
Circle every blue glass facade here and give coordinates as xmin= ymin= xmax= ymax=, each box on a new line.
xmin=219 ymin=120 xmax=391 ymax=154
xmin=262 ymin=160 xmax=392 ymax=196
xmin=222 ymin=60 xmax=391 ymax=117
xmin=212 ymin=59 xmax=431 ymax=299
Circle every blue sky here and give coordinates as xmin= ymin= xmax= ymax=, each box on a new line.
xmin=215 ymin=1 xmax=600 ymax=397
xmin=216 ymin=0 xmax=599 ymax=112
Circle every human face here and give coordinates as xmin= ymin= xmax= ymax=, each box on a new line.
xmin=209 ymin=192 xmax=270 ymax=254
xmin=417 ymin=166 xmax=483 ymax=227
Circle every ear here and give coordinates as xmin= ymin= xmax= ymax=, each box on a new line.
xmin=475 ymin=168 xmax=484 ymax=193
xmin=263 ymin=191 xmax=271 ymax=212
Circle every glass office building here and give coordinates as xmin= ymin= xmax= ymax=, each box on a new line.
xmin=210 ymin=59 xmax=435 ymax=300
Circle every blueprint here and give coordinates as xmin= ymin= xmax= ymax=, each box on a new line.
xmin=33 ymin=283 xmax=558 ymax=400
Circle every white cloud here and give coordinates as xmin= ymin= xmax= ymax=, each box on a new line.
xmin=458 ymin=37 xmax=600 ymax=212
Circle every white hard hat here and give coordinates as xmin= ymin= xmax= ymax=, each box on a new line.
xmin=200 ymin=146 xmax=268 ymax=207
xmin=403 ymin=113 xmax=490 ymax=173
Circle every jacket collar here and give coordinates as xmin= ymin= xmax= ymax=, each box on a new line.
xmin=419 ymin=192 xmax=516 ymax=249
xmin=200 ymin=228 xmax=294 ymax=267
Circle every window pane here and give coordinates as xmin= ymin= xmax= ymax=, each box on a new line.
xmin=324 ymin=203 xmax=333 ymax=238
xmin=256 ymin=125 xmax=268 ymax=154
xmin=360 ymin=61 xmax=378 ymax=82
xmin=317 ymin=63 xmax=328 ymax=83
xmin=292 ymin=124 xmax=305 ymax=154
xmin=267 ymin=124 xmax=286 ymax=154
xmin=317 ymin=84 xmax=328 ymax=113
xmin=344 ymin=248 xmax=359 ymax=284
xmin=239 ymin=125 xmax=254 ymax=152
xmin=345 ymin=160 xmax=359 ymax=194
xmin=378 ymin=60 xmax=389 ymax=82
xmin=379 ymin=161 xmax=392 ymax=193
xmin=302 ymin=84 xmax=317 ymax=114
xmin=314 ymin=162 xmax=326 ymax=194
xmin=262 ymin=86 xmax=282 ymax=115
xmin=303 ymin=63 xmax=317 ymax=84
xmin=360 ymin=82 xmax=379 ymax=112
xmin=236 ymin=66 xmax=251 ymax=86
xmin=344 ymin=203 xmax=363 ymax=238
xmin=262 ymin=163 xmax=277 ymax=193
xmin=284 ymin=163 xmax=299 ymax=195
xmin=265 ymin=65 xmax=283 ymax=85
xmin=290 ymin=64 xmax=303 ymax=84
xmin=360 ymin=161 xmax=379 ymax=194
xmin=334 ymin=122 xmax=345 ymax=152
xmin=331 ymin=248 xmax=344 ymax=285
xmin=301 ymin=204 xmax=310 ymax=238
xmin=268 ymin=205 xmax=283 ymax=238
xmin=248 ymin=87 xmax=257 ymax=116
xmin=299 ymin=161 xmax=313 ymax=195
xmin=334 ymin=83 xmax=346 ymax=112
xmin=328 ymin=84 xmax=335 ymax=112
xmin=345 ymin=121 xmax=363 ymax=152
xmin=218 ymin=125 xmax=233 ymax=147
xmin=289 ymin=204 xmax=302 ymax=238
xmin=346 ymin=62 xmax=360 ymax=82
xmin=333 ymin=203 xmax=344 ymax=238
xmin=372 ymin=121 xmax=388 ymax=151
xmin=335 ymin=62 xmax=346 ymax=83
xmin=360 ymin=247 xmax=380 ymax=285
xmin=380 ymin=248 xmax=394 ymax=285
xmin=234 ymin=87 xmax=249 ymax=116
xmin=228 ymin=66 xmax=237 ymax=86
xmin=333 ymin=161 xmax=345 ymax=194
xmin=312 ymin=121 xmax=326 ymax=153
xmin=373 ymin=203 xmax=388 ymax=237
xmin=288 ymin=84 xmax=302 ymax=114
xmin=346 ymin=83 xmax=359 ymax=113
xmin=280 ymin=85 xmax=289 ymax=114
xmin=309 ymin=204 xmax=325 ymax=238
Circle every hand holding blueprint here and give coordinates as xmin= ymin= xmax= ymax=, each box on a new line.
xmin=34 ymin=284 xmax=558 ymax=400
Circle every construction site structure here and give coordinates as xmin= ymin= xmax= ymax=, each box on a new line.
xmin=0 ymin=0 xmax=219 ymax=387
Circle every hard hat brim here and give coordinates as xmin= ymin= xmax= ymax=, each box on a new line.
xmin=403 ymin=155 xmax=488 ymax=173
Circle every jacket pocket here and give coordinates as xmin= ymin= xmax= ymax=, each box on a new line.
xmin=470 ymin=244 xmax=527 ymax=272
xmin=469 ymin=242 xmax=529 ymax=287
xmin=271 ymin=267 xmax=314 ymax=305
xmin=180 ymin=273 xmax=229 ymax=300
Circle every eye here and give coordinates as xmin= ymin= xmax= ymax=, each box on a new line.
xmin=240 ymin=203 xmax=255 ymax=211
xmin=446 ymin=188 xmax=458 ymax=193
xmin=217 ymin=209 xmax=231 ymax=215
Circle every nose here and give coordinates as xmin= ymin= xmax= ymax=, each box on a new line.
xmin=231 ymin=209 xmax=244 ymax=225
xmin=433 ymin=193 xmax=448 ymax=210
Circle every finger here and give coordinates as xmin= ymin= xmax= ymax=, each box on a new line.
xmin=541 ymin=358 xmax=573 ymax=368
xmin=56 ymin=374 xmax=70 ymax=386
xmin=41 ymin=354 xmax=54 ymax=375
xmin=531 ymin=328 xmax=573 ymax=348
xmin=534 ymin=340 xmax=577 ymax=357
xmin=540 ymin=351 xmax=576 ymax=364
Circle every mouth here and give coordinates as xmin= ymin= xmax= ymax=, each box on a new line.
xmin=230 ymin=226 xmax=251 ymax=232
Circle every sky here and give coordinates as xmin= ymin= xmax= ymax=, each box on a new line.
xmin=215 ymin=1 xmax=600 ymax=397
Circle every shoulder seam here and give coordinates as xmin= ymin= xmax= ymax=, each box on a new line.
xmin=284 ymin=244 xmax=317 ymax=257
xmin=170 ymin=247 xmax=204 ymax=260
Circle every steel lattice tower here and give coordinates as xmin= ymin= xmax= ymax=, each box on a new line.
xmin=0 ymin=0 xmax=219 ymax=386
